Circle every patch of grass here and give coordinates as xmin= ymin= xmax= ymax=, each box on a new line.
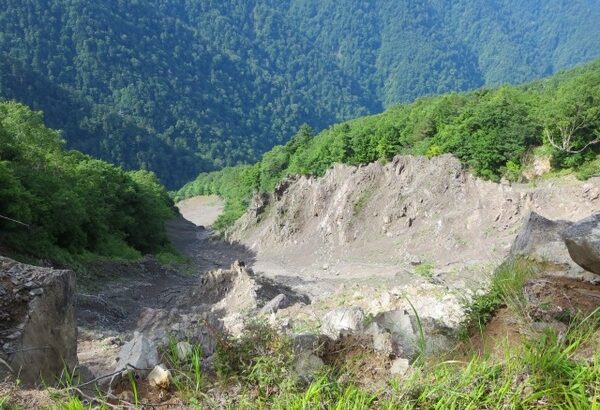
xmin=461 ymin=258 xmax=536 ymax=337
xmin=214 ymin=320 xmax=294 ymax=385
xmin=352 ymin=189 xmax=373 ymax=216
xmin=126 ymin=370 xmax=139 ymax=407
xmin=51 ymin=397 xmax=89 ymax=410
xmin=575 ymin=155 xmax=600 ymax=180
xmin=0 ymin=397 xmax=15 ymax=410
xmin=156 ymin=248 xmax=191 ymax=267
xmin=414 ymin=261 xmax=435 ymax=279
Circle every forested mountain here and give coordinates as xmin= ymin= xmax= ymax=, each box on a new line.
xmin=176 ymin=59 xmax=600 ymax=229
xmin=1 ymin=0 xmax=599 ymax=187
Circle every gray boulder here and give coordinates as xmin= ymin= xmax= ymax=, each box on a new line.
xmin=562 ymin=212 xmax=600 ymax=275
xmin=364 ymin=322 xmax=397 ymax=357
xmin=320 ymin=307 xmax=365 ymax=339
xmin=510 ymin=212 xmax=573 ymax=265
xmin=293 ymin=352 xmax=325 ymax=382
xmin=260 ymin=294 xmax=288 ymax=315
xmin=292 ymin=333 xmax=322 ymax=354
xmin=115 ymin=332 xmax=159 ymax=375
xmin=0 ymin=257 xmax=77 ymax=386
xmin=373 ymin=310 xmax=419 ymax=360
xmin=390 ymin=358 xmax=410 ymax=376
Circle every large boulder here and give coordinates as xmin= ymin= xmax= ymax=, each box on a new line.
xmin=0 ymin=257 xmax=77 ymax=386
xmin=562 ymin=212 xmax=600 ymax=275
xmin=510 ymin=212 xmax=573 ymax=265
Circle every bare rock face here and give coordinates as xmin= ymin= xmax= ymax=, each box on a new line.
xmin=0 ymin=257 xmax=77 ymax=385
xmin=562 ymin=212 xmax=600 ymax=276
xmin=230 ymin=154 xmax=598 ymax=300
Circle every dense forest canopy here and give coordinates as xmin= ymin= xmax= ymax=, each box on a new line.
xmin=0 ymin=102 xmax=175 ymax=264
xmin=0 ymin=0 xmax=599 ymax=187
xmin=176 ymin=59 xmax=600 ymax=229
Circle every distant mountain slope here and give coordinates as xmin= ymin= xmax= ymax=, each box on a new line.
xmin=176 ymin=59 xmax=600 ymax=229
xmin=0 ymin=0 xmax=598 ymax=187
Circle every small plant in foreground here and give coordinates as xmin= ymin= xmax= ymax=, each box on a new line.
xmin=461 ymin=257 xmax=536 ymax=336
xmin=414 ymin=261 xmax=435 ymax=279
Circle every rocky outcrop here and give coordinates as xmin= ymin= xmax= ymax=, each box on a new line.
xmin=0 ymin=257 xmax=77 ymax=385
xmin=510 ymin=212 xmax=573 ymax=264
xmin=562 ymin=212 xmax=600 ymax=276
xmin=510 ymin=211 xmax=600 ymax=282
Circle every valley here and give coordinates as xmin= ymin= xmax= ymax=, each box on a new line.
xmin=0 ymin=3 xmax=599 ymax=407
xmin=28 ymin=155 xmax=595 ymax=408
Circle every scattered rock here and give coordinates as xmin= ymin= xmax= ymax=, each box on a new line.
xmin=365 ymin=322 xmax=396 ymax=357
xmin=117 ymin=390 xmax=134 ymax=402
xmin=176 ymin=341 xmax=193 ymax=361
xmin=148 ymin=365 xmax=171 ymax=389
xmin=248 ymin=192 xmax=270 ymax=218
xmin=320 ymin=307 xmax=365 ymax=339
xmin=373 ymin=310 xmax=419 ymax=360
xmin=292 ymin=333 xmax=322 ymax=354
xmin=115 ymin=332 xmax=159 ymax=375
xmin=390 ymin=358 xmax=410 ymax=376
xmin=562 ymin=212 xmax=600 ymax=275
xmin=28 ymin=288 xmax=43 ymax=297
xmin=260 ymin=294 xmax=288 ymax=314
xmin=294 ymin=352 xmax=325 ymax=382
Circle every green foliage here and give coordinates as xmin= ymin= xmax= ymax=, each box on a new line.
xmin=214 ymin=320 xmax=293 ymax=387
xmin=179 ymin=60 xmax=600 ymax=229
xmin=462 ymin=258 xmax=536 ymax=335
xmin=504 ymin=160 xmax=523 ymax=182
xmin=414 ymin=262 xmax=435 ymax=280
xmin=575 ymin=156 xmax=600 ymax=180
xmin=541 ymin=70 xmax=600 ymax=162
xmin=352 ymin=190 xmax=373 ymax=216
xmin=0 ymin=102 xmax=174 ymax=264
xmin=1 ymin=1 xmax=598 ymax=187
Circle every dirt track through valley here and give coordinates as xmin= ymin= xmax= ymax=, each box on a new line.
xmin=77 ymin=196 xmax=253 ymax=376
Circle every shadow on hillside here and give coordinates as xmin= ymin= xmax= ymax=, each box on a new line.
xmin=166 ymin=215 xmax=257 ymax=272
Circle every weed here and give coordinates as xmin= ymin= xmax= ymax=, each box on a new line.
xmin=414 ymin=261 xmax=435 ymax=279
xmin=461 ymin=258 xmax=536 ymax=337
xmin=126 ymin=370 xmax=139 ymax=407
xmin=352 ymin=190 xmax=373 ymax=216
xmin=406 ymin=298 xmax=426 ymax=364
xmin=56 ymin=363 xmax=79 ymax=389
xmin=51 ymin=397 xmax=87 ymax=410
xmin=362 ymin=313 xmax=376 ymax=327
xmin=190 ymin=346 xmax=203 ymax=392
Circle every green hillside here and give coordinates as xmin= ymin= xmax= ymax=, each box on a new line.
xmin=1 ymin=0 xmax=599 ymax=187
xmin=176 ymin=59 xmax=600 ymax=228
xmin=0 ymin=102 xmax=174 ymax=265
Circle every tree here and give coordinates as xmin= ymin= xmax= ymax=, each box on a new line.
xmin=542 ymin=72 xmax=600 ymax=154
